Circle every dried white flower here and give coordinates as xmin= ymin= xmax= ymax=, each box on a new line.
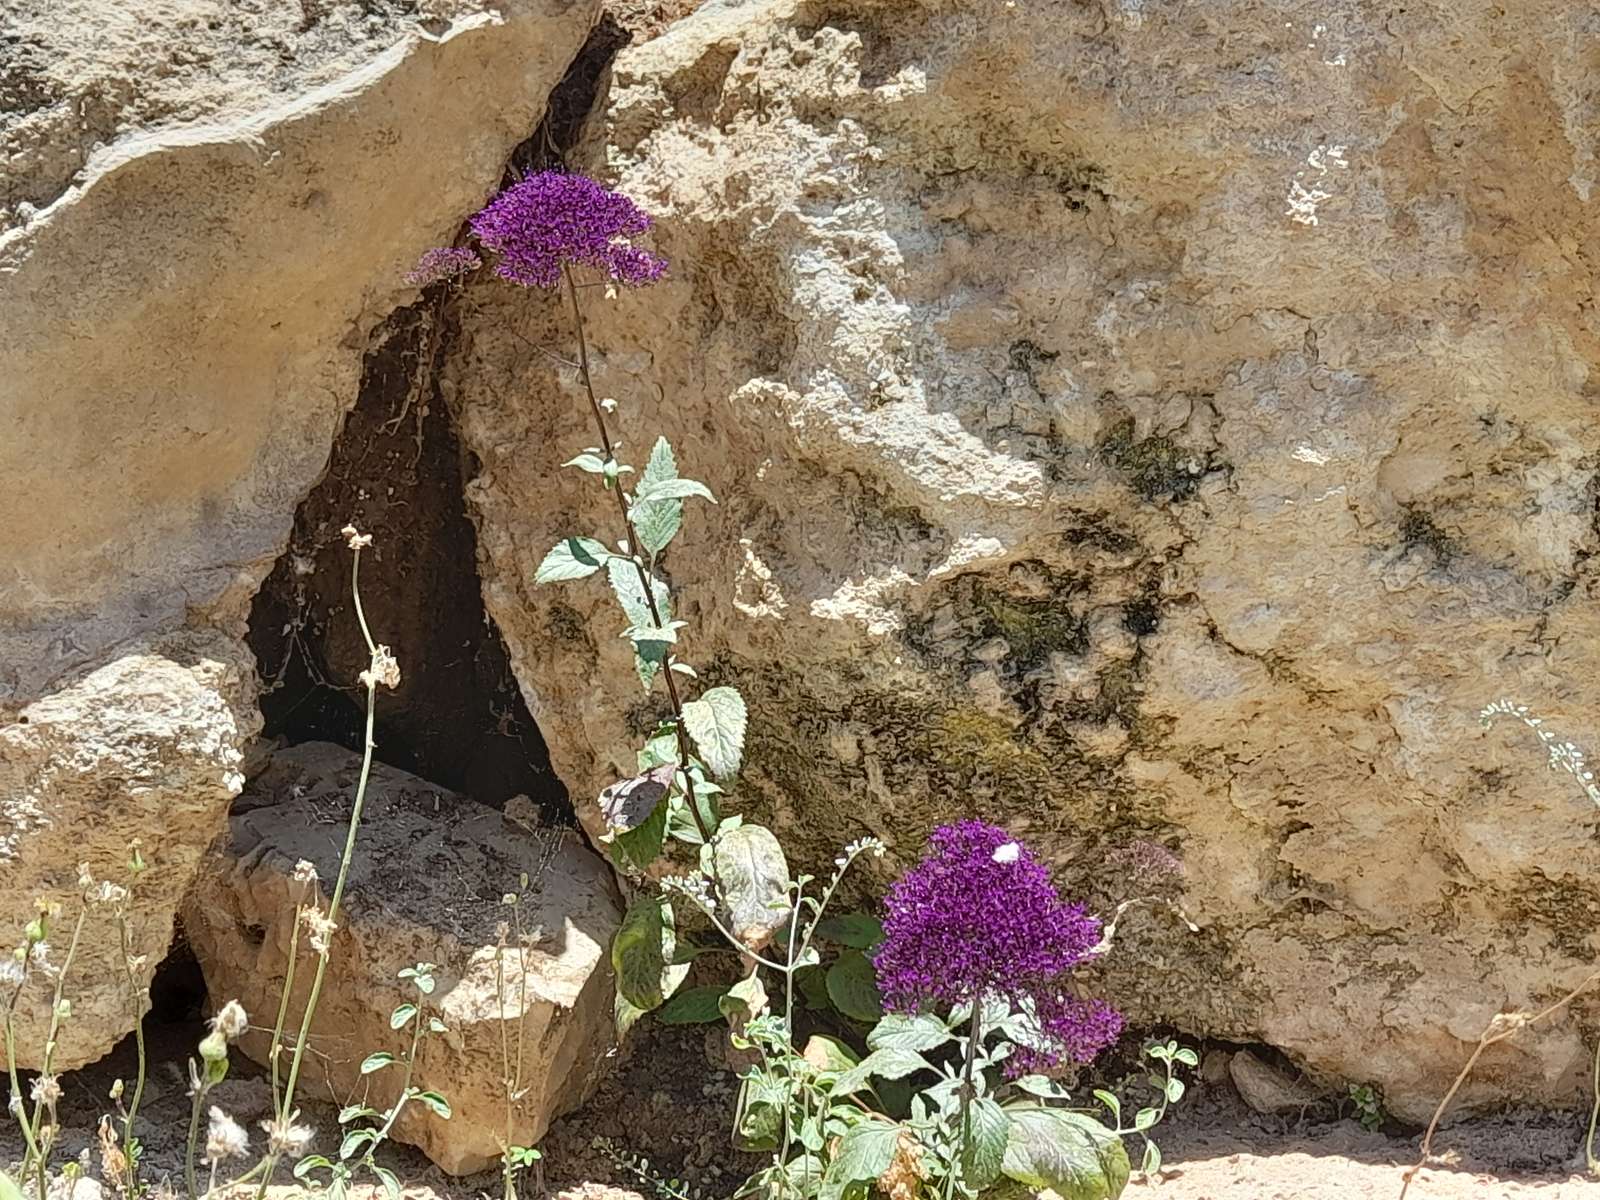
xmin=211 ymin=999 xmax=249 ymax=1041
xmin=341 ymin=524 xmax=373 ymax=550
xmin=205 ymin=1107 xmax=250 ymax=1163
xmin=661 ymin=874 xmax=715 ymax=913
xmin=30 ymin=1075 xmax=61 ymax=1106
xmin=0 ymin=958 xmax=23 ymax=989
xmin=291 ymin=859 xmax=319 ymax=889
xmin=300 ymin=909 xmax=338 ymax=955
xmin=261 ymin=1115 xmax=314 ymax=1157
xmin=359 ymin=644 xmax=401 ymax=690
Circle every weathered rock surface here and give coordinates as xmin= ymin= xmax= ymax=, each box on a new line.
xmin=184 ymin=744 xmax=622 ymax=1175
xmin=1229 ymin=1049 xmax=1324 ymax=1116
xmin=449 ymin=0 xmax=1600 ymax=1120
xmin=0 ymin=0 xmax=594 ymax=1071
xmin=0 ymin=632 xmax=258 ymax=1070
xmin=0 ymin=0 xmax=597 ymax=708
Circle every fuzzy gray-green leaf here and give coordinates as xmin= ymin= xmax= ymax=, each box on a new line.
xmin=819 ymin=1122 xmax=900 ymax=1200
xmin=632 ymin=438 xmax=684 ymax=556
xmin=712 ymin=822 xmax=790 ymax=949
xmin=961 ymin=1098 xmax=1010 ymax=1190
xmin=1001 ymin=1107 xmax=1130 ymax=1200
xmin=606 ymin=558 xmax=672 ymax=688
xmin=534 ymin=536 xmax=609 ymax=583
xmin=682 ymin=685 xmax=747 ymax=778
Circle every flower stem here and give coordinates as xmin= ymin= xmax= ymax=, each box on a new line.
xmin=561 ymin=265 xmax=710 ymax=843
xmin=947 ymin=1004 xmax=983 ymax=1200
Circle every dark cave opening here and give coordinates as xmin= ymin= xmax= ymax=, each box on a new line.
xmin=246 ymin=299 xmax=569 ymax=820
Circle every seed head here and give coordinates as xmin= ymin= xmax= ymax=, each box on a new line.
xmin=211 ymin=999 xmax=249 ymax=1041
xmin=468 ymin=171 xmax=668 ymax=289
xmin=30 ymin=1075 xmax=61 ymax=1107
xmin=261 ymin=1115 xmax=314 ymax=1157
xmin=205 ymin=1107 xmax=250 ymax=1164
xmin=404 ymin=245 xmax=482 ymax=287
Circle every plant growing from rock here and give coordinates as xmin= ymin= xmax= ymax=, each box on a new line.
xmin=420 ymin=171 xmax=1192 ymax=1198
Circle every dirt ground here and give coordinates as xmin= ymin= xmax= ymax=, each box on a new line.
xmin=6 ymin=1008 xmax=1597 ymax=1200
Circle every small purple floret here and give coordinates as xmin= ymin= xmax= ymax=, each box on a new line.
xmin=467 ymin=171 xmax=668 ymax=289
xmin=872 ymin=820 xmax=1122 ymax=1070
xmin=404 ymin=245 xmax=481 ymax=287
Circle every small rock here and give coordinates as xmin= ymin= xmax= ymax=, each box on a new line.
xmin=1229 ymin=1048 xmax=1323 ymax=1114
xmin=1200 ymin=1048 xmax=1233 ymax=1088
xmin=184 ymin=744 xmax=622 ymax=1175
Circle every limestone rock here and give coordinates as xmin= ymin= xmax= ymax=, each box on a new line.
xmin=0 ymin=0 xmax=597 ymax=710
xmin=183 ymin=744 xmax=623 ymax=1175
xmin=1229 ymin=1049 xmax=1324 ymax=1116
xmin=447 ymin=0 xmax=1600 ymax=1121
xmin=0 ymin=632 xmax=259 ymax=1070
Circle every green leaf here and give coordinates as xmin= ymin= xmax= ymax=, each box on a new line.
xmin=734 ymin=1072 xmax=787 ymax=1151
xmin=599 ymin=764 xmax=676 ymax=834
xmin=415 ymin=1090 xmax=452 ymax=1119
xmin=0 ymin=1170 xmax=24 ymax=1200
xmin=338 ymin=1104 xmax=375 ymax=1124
xmin=832 ymin=1046 xmax=933 ymax=1096
xmin=293 ymin=1157 xmax=333 ymax=1181
xmin=606 ymin=558 xmax=673 ymax=688
xmin=719 ymin=972 xmax=769 ymax=1023
xmin=612 ymin=896 xmax=672 ymax=1011
xmin=826 ymin=950 xmax=884 ymax=1022
xmin=1092 ymin=1089 xmax=1122 ymax=1122
xmin=681 ymin=686 xmax=747 ymax=778
xmin=360 ymin=1052 xmax=395 ymax=1074
xmin=797 ymin=964 xmax=831 ymax=1010
xmin=390 ymin=1002 xmax=417 ymax=1030
xmin=632 ymin=438 xmax=685 ymax=556
xmin=339 ymin=1128 xmax=376 ymax=1161
xmin=1164 ymin=1076 xmax=1186 ymax=1104
xmin=563 ymin=453 xmax=608 ymax=473
xmin=656 ymin=985 xmax=728 ymax=1025
xmin=815 ymin=913 xmax=884 ymax=949
xmin=820 ymin=1121 xmax=900 ymax=1200
xmin=534 ymin=536 xmax=609 ymax=583
xmin=1133 ymin=1107 xmax=1158 ymax=1132
xmin=712 ymin=823 xmax=791 ymax=949
xmin=634 ymin=477 xmax=716 ymax=505
xmin=1001 ymin=1107 xmax=1130 ymax=1200
xmin=371 ymin=1164 xmax=401 ymax=1200
xmin=867 ymin=1012 xmax=952 ymax=1054
xmin=961 ymin=1098 xmax=1010 ymax=1190
xmin=1140 ymin=1140 xmax=1162 ymax=1176
xmin=614 ymin=990 xmax=648 ymax=1038
xmin=428 ymin=1016 xmax=447 ymax=1033
xmin=802 ymin=1034 xmax=861 ymax=1074
xmin=609 ymin=793 xmax=668 ymax=872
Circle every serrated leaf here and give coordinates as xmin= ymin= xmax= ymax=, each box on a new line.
xmin=360 ymin=1052 xmax=395 ymax=1074
xmin=1002 ymin=1108 xmax=1130 ymax=1200
xmin=826 ymin=949 xmax=884 ymax=1022
xmin=634 ymin=477 xmax=716 ymax=505
xmin=868 ymin=1012 xmax=954 ymax=1054
xmin=712 ymin=823 xmax=791 ymax=949
xmin=599 ymin=764 xmax=675 ymax=833
xmin=832 ymin=1046 xmax=933 ymax=1097
xmin=656 ymin=985 xmax=728 ymax=1025
xmin=612 ymin=896 xmax=672 ymax=1011
xmin=682 ymin=686 xmax=747 ymax=778
xmin=534 ymin=536 xmax=609 ymax=583
xmin=371 ymin=1164 xmax=401 ymax=1200
xmin=390 ymin=1003 xmax=417 ymax=1030
xmin=819 ymin=1122 xmax=900 ymax=1200
xmin=610 ymin=793 xmax=668 ymax=872
xmin=563 ymin=453 xmax=608 ymax=473
xmin=815 ymin=913 xmax=885 ymax=949
xmin=632 ymin=438 xmax=684 ymax=556
xmin=961 ymin=1098 xmax=1010 ymax=1190
xmin=607 ymin=558 xmax=673 ymax=688
xmin=415 ymin=1090 xmax=452 ymax=1119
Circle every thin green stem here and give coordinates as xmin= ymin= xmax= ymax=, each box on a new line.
xmin=561 ymin=265 xmax=710 ymax=843
xmin=266 ymin=907 xmax=303 ymax=1114
xmin=117 ymin=910 xmax=148 ymax=1198
xmin=256 ymin=545 xmax=381 ymax=1197
xmin=945 ymin=1004 xmax=983 ymax=1200
xmin=184 ymin=1079 xmax=207 ymax=1200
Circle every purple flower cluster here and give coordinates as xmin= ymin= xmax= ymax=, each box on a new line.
xmin=873 ymin=820 xmax=1122 ymax=1069
xmin=467 ymin=171 xmax=668 ymax=289
xmin=404 ymin=245 xmax=481 ymax=287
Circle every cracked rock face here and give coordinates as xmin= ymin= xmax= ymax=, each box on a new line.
xmin=451 ymin=0 xmax=1600 ymax=1119
xmin=183 ymin=744 xmax=622 ymax=1175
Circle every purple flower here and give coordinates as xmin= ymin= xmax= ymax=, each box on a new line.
xmin=404 ymin=245 xmax=481 ymax=287
xmin=873 ymin=820 xmax=1121 ymax=1069
xmin=467 ymin=171 xmax=668 ymax=289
